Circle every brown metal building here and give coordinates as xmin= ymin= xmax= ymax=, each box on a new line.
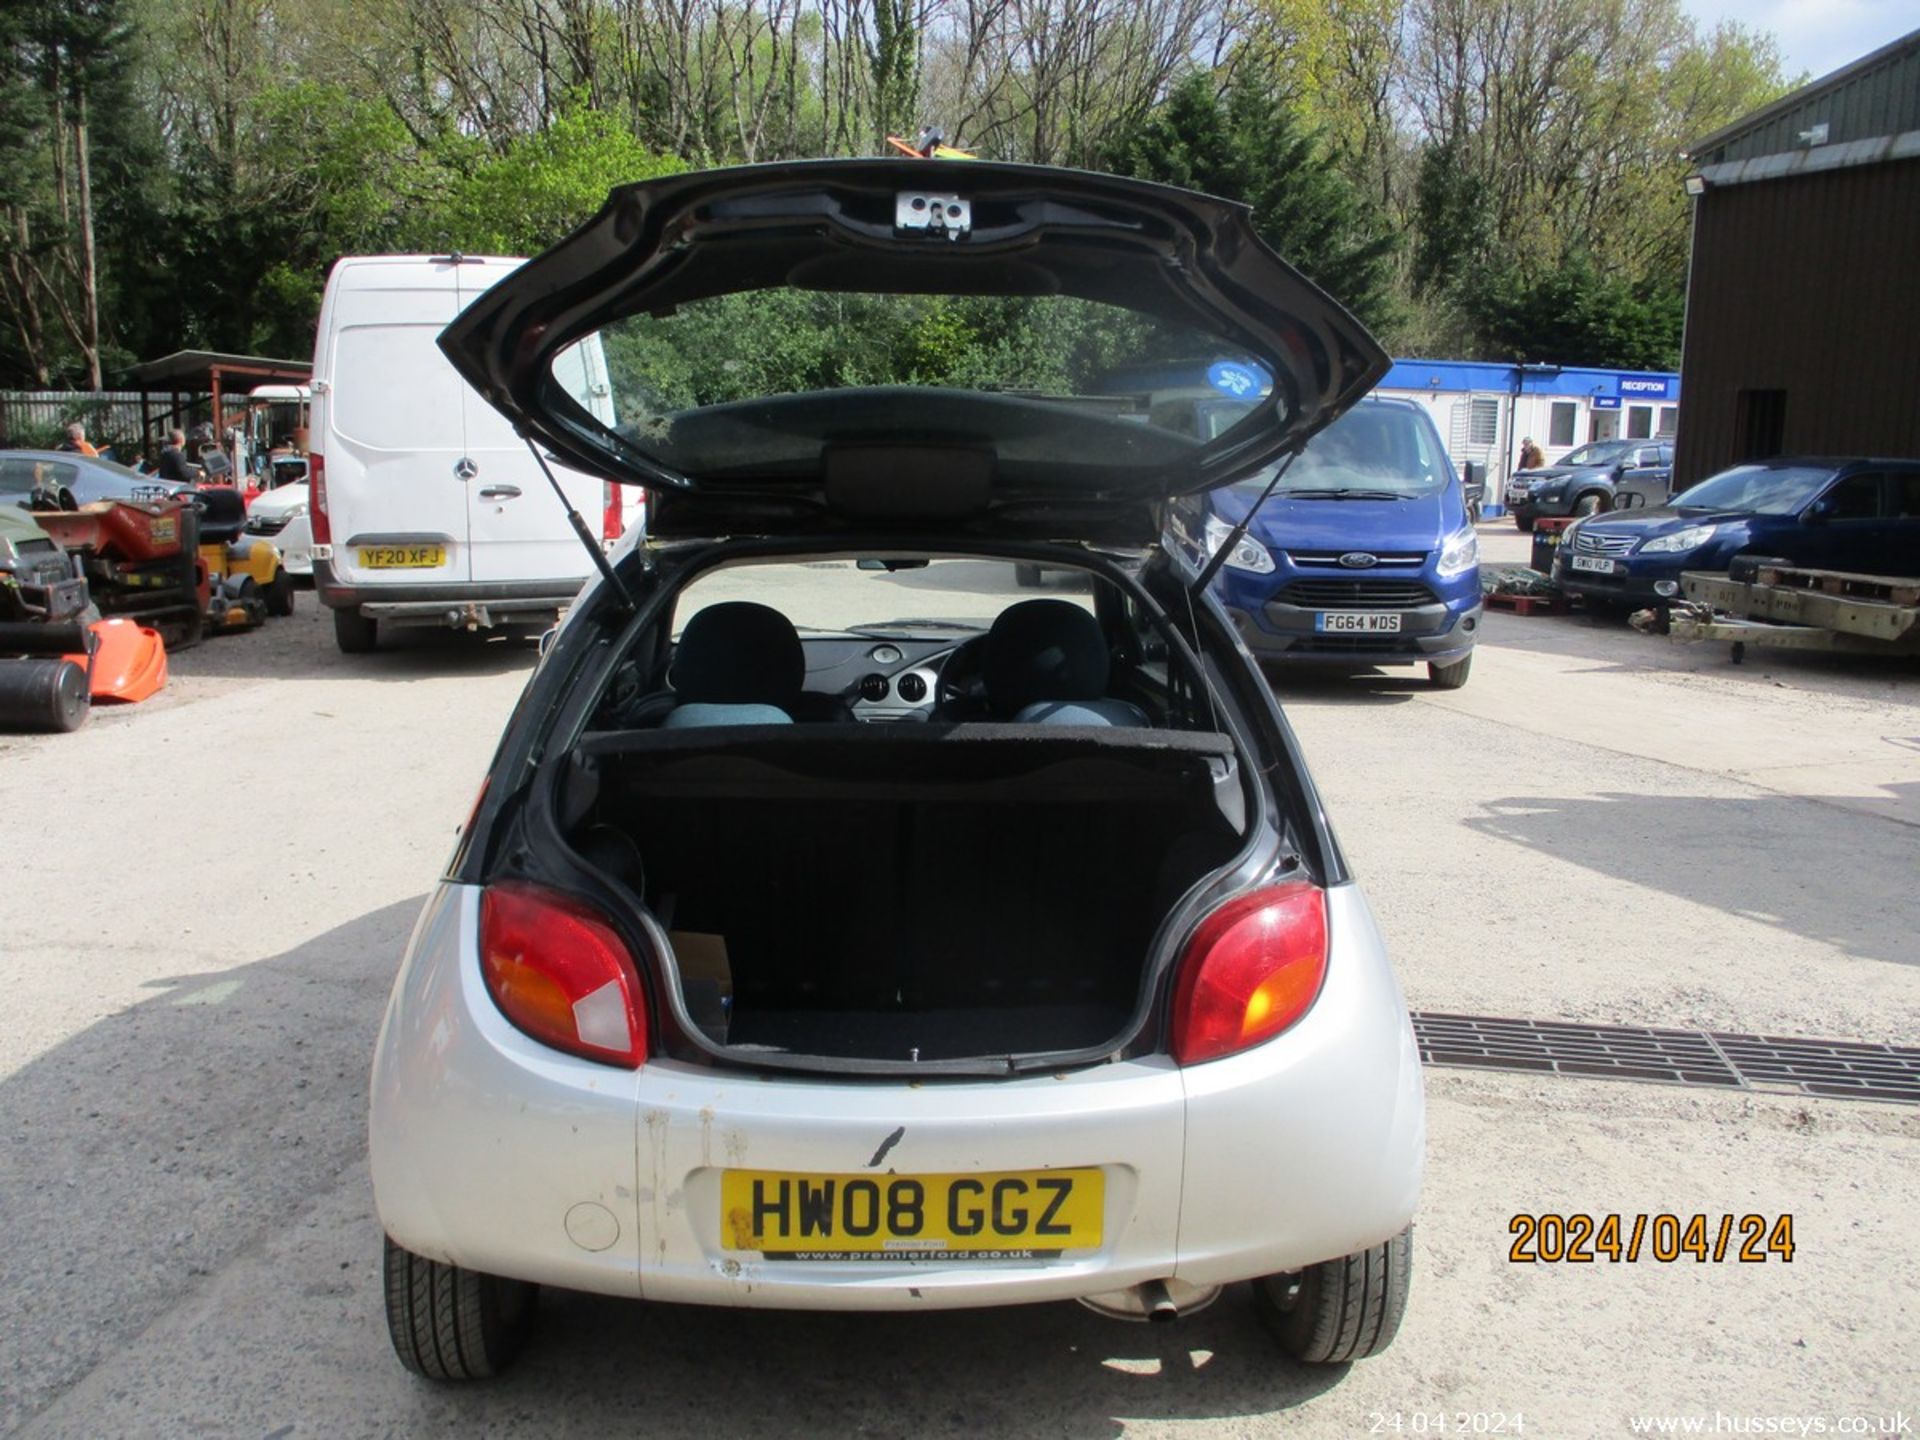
xmin=1674 ymin=29 xmax=1920 ymax=487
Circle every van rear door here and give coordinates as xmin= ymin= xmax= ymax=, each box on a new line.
xmin=456 ymin=271 xmax=603 ymax=588
xmin=323 ymin=262 xmax=473 ymax=585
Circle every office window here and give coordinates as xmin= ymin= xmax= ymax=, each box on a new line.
xmin=1548 ymin=401 xmax=1576 ymax=447
xmin=1626 ymin=404 xmax=1653 ymax=439
xmin=1657 ymin=405 xmax=1678 ymax=438
xmin=1468 ymin=397 xmax=1499 ymax=446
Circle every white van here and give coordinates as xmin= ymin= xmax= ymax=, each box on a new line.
xmin=309 ymin=255 xmax=621 ymax=652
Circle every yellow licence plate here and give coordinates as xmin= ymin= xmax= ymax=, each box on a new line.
xmin=358 ymin=544 xmax=445 ymax=569
xmin=722 ymin=1168 xmax=1104 ymax=1260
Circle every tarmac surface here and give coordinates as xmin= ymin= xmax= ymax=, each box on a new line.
xmin=2 ymin=525 xmax=1916 ymax=1437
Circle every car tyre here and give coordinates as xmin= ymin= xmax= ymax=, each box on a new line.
xmin=266 ymin=569 xmax=296 ymax=617
xmin=334 ymin=606 xmax=378 ymax=653
xmin=1253 ymin=1226 xmax=1411 ymax=1364
xmin=1426 ymin=653 xmax=1472 ymax=689
xmin=1014 ymin=563 xmax=1045 ymax=588
xmin=1572 ymin=492 xmax=1607 ymax=516
xmin=1513 ymin=514 xmax=1534 ymax=533
xmin=383 ymin=1235 xmax=536 ymax=1381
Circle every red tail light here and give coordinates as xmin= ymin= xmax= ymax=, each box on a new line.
xmin=602 ymin=482 xmax=622 ymax=542
xmin=1170 ymin=883 xmax=1327 ymax=1066
xmin=480 ymin=882 xmax=647 ymax=1067
xmin=309 ymin=453 xmax=331 ymax=544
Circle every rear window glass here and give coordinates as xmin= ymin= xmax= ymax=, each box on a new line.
xmin=596 ymin=293 xmax=1241 ymax=413
xmin=567 ymin=294 xmax=1273 ymax=476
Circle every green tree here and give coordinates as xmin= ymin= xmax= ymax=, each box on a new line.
xmin=1246 ymin=0 xmax=1404 ymax=209
xmin=1409 ymin=139 xmax=1487 ymax=301
xmin=245 ymin=82 xmax=446 ymax=346
xmin=0 ymin=0 xmax=139 ymax=386
xmin=1101 ymin=71 xmax=1398 ymax=333
xmin=866 ymin=0 xmax=921 ymax=146
xmin=412 ymin=104 xmax=683 ymax=256
xmin=1471 ymin=252 xmax=1683 ymax=370
xmin=1395 ymin=0 xmax=1792 ymax=360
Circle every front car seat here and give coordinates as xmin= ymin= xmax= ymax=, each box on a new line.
xmin=661 ymin=601 xmax=803 ymax=727
xmin=982 ymin=599 xmax=1148 ymax=727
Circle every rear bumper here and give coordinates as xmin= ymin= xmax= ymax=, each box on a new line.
xmin=370 ymin=883 xmax=1424 ymax=1310
xmin=314 ymin=556 xmax=581 ymax=627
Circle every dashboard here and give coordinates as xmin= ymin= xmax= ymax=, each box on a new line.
xmin=798 ymin=632 xmax=974 ymax=721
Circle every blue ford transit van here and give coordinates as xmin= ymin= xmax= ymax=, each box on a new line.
xmin=1170 ymin=396 xmax=1481 ymax=688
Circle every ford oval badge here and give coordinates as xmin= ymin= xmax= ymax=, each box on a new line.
xmin=1338 ymin=551 xmax=1379 ymax=569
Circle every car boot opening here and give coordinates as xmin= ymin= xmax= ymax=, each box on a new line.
xmin=556 ymin=728 xmax=1249 ymax=1068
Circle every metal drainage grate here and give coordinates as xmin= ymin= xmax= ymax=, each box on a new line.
xmin=1411 ymin=1012 xmax=1920 ymax=1105
xmin=1708 ymin=1033 xmax=1920 ymax=1104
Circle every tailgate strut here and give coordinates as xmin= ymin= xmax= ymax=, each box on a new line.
xmin=522 ymin=434 xmax=636 ymax=613
xmin=1189 ymin=450 xmax=1299 ymax=596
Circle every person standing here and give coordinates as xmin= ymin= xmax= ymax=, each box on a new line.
xmin=155 ymin=429 xmax=196 ymax=483
xmin=60 ymin=421 xmax=100 ymax=457
xmin=1517 ymin=436 xmax=1544 ymax=472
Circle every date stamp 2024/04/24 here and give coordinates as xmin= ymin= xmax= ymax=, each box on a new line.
xmin=1508 ymin=1213 xmax=1794 ymax=1264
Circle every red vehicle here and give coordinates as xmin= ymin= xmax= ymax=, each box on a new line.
xmin=32 ymin=496 xmax=208 ymax=647
xmin=1 ymin=506 xmax=168 ymax=731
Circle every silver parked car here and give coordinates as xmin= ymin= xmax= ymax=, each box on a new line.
xmin=0 ymin=449 xmax=189 ymax=510
xmin=369 ymin=160 xmax=1425 ymax=1380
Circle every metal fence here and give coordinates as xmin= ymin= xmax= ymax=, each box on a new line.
xmin=0 ymin=389 xmax=212 ymax=455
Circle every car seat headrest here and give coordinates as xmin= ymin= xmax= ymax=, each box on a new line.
xmin=671 ymin=601 xmax=805 ymax=708
xmin=982 ymin=599 xmax=1109 ymax=717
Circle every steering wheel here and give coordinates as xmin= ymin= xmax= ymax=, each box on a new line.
xmin=934 ymin=636 xmax=993 ymax=719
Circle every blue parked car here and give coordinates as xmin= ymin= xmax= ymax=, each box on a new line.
xmin=1170 ymin=397 xmax=1481 ymax=688
xmin=1553 ymin=457 xmax=1920 ymax=608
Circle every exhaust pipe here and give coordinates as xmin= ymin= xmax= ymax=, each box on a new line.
xmin=1137 ymin=1278 xmax=1179 ymax=1323
xmin=1078 ymin=1277 xmax=1222 ymax=1322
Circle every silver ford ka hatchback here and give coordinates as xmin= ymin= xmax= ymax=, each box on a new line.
xmin=368 ymin=159 xmax=1424 ymax=1379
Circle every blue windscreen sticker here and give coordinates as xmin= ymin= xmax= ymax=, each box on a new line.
xmin=1207 ymin=361 xmax=1270 ymax=398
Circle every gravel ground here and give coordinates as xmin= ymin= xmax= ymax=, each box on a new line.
xmin=2 ymin=545 xmax=1916 ymax=1437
